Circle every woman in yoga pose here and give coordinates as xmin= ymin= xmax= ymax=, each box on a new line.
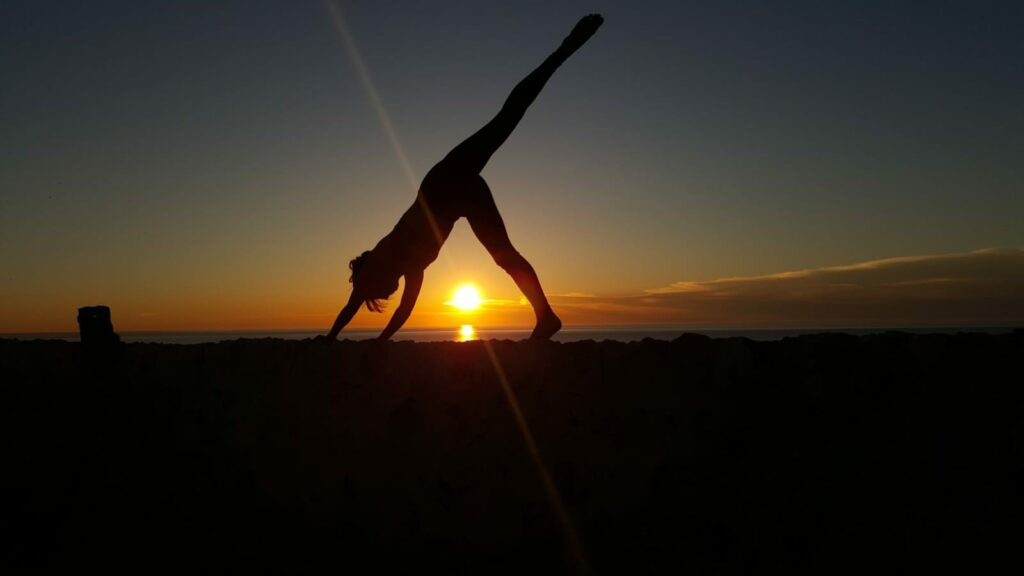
xmin=324 ymin=14 xmax=603 ymax=341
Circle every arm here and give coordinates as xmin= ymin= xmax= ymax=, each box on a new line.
xmin=378 ymin=269 xmax=423 ymax=341
xmin=325 ymin=291 xmax=362 ymax=340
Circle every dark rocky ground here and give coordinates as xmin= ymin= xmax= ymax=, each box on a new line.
xmin=2 ymin=331 xmax=1022 ymax=573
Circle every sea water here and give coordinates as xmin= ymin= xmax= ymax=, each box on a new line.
xmin=3 ymin=325 xmax=1016 ymax=344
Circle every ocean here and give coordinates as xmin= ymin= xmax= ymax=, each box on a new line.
xmin=3 ymin=325 xmax=1017 ymax=344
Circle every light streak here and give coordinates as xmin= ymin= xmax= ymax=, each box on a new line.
xmin=323 ymin=0 xmax=416 ymax=189
xmin=482 ymin=341 xmax=592 ymax=574
xmin=321 ymin=9 xmax=587 ymax=567
xmin=322 ymin=0 xmax=446 ymax=248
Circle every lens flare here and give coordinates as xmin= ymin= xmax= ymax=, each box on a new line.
xmin=323 ymin=5 xmax=587 ymax=570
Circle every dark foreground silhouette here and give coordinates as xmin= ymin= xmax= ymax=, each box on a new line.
xmin=3 ymin=331 xmax=1022 ymax=572
xmin=325 ymin=15 xmax=604 ymax=342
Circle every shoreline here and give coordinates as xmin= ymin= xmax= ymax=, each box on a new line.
xmin=2 ymin=324 xmax=1019 ymax=344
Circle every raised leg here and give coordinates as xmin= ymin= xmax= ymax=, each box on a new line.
xmin=437 ymin=14 xmax=604 ymax=175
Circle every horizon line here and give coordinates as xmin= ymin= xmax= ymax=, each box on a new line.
xmin=4 ymin=322 xmax=1021 ymax=338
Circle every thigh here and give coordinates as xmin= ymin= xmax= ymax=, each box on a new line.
xmin=435 ymin=115 xmax=509 ymax=176
xmin=464 ymin=178 xmax=516 ymax=254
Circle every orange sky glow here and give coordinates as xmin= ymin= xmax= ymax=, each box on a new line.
xmin=4 ymin=248 xmax=1022 ymax=334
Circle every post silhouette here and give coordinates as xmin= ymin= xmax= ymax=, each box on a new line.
xmin=77 ymin=305 xmax=119 ymax=346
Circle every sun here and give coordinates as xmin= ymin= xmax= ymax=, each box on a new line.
xmin=449 ymin=284 xmax=482 ymax=311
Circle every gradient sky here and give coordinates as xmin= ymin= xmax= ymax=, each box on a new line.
xmin=2 ymin=0 xmax=1023 ymax=333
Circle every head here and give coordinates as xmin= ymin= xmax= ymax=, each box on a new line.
xmin=349 ymin=250 xmax=399 ymax=312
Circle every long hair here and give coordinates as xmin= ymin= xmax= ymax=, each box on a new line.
xmin=349 ymin=251 xmax=386 ymax=312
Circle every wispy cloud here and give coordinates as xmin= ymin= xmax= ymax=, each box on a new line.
xmin=551 ymin=248 xmax=1024 ymax=327
xmin=552 ymin=292 xmax=598 ymax=298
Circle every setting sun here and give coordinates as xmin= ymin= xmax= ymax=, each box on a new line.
xmin=448 ymin=285 xmax=482 ymax=311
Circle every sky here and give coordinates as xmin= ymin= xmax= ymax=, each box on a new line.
xmin=2 ymin=0 xmax=1023 ymax=333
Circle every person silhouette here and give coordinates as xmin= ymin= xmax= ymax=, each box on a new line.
xmin=323 ymin=14 xmax=603 ymax=341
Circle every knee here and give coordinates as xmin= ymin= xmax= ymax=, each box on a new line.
xmin=492 ymin=248 xmax=525 ymax=271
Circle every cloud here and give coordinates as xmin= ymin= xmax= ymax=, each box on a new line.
xmin=551 ymin=248 xmax=1024 ymax=327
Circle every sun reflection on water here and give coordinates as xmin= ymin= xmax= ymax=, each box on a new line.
xmin=457 ymin=324 xmax=477 ymax=342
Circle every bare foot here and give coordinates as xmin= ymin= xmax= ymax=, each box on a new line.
xmin=529 ymin=309 xmax=562 ymax=340
xmin=312 ymin=334 xmax=336 ymax=346
xmin=560 ymin=14 xmax=604 ymax=55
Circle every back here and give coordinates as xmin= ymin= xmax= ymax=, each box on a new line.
xmin=384 ymin=192 xmax=453 ymax=268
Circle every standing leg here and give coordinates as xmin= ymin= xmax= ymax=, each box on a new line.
xmin=436 ymin=14 xmax=604 ymax=175
xmin=464 ymin=177 xmax=561 ymax=339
